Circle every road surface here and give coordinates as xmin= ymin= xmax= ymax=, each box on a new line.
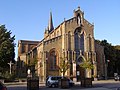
xmin=6 ymin=80 xmax=120 ymax=90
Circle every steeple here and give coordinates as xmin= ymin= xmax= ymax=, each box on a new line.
xmin=48 ymin=12 xmax=54 ymax=32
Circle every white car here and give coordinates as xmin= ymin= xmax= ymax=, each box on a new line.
xmin=114 ymin=75 xmax=120 ymax=81
xmin=46 ymin=76 xmax=74 ymax=88
xmin=46 ymin=76 xmax=62 ymax=87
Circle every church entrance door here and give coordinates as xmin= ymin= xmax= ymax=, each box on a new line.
xmin=76 ymin=65 xmax=85 ymax=81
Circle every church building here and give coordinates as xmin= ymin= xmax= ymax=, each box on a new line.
xmin=18 ymin=7 xmax=106 ymax=82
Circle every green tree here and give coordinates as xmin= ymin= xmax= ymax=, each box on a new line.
xmin=0 ymin=25 xmax=15 ymax=72
xmin=79 ymin=56 xmax=94 ymax=87
xmin=79 ymin=56 xmax=94 ymax=70
xmin=114 ymin=46 xmax=120 ymax=74
xmin=59 ymin=57 xmax=70 ymax=77
xmin=96 ymin=39 xmax=120 ymax=76
xmin=100 ymin=40 xmax=116 ymax=76
xmin=114 ymin=45 xmax=120 ymax=50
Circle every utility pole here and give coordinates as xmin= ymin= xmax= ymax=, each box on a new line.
xmin=8 ymin=61 xmax=13 ymax=75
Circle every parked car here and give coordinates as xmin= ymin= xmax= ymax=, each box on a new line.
xmin=68 ymin=78 xmax=74 ymax=87
xmin=46 ymin=76 xmax=74 ymax=88
xmin=114 ymin=75 xmax=120 ymax=81
xmin=46 ymin=76 xmax=62 ymax=87
xmin=0 ymin=81 xmax=7 ymax=90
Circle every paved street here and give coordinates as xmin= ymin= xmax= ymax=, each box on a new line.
xmin=6 ymin=80 xmax=120 ymax=90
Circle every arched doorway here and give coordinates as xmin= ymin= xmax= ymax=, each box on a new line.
xmin=76 ymin=56 xmax=85 ymax=81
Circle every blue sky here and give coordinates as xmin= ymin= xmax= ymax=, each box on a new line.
xmin=0 ymin=0 xmax=120 ymax=60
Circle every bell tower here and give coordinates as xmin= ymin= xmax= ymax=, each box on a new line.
xmin=48 ymin=12 xmax=54 ymax=32
xmin=74 ymin=6 xmax=84 ymax=26
xmin=44 ymin=12 xmax=54 ymax=38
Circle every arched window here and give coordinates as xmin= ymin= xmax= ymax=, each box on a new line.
xmin=74 ymin=30 xmax=79 ymax=51
xmin=49 ymin=49 xmax=58 ymax=70
xmin=22 ymin=44 xmax=26 ymax=53
xmin=80 ymin=32 xmax=84 ymax=51
xmin=88 ymin=34 xmax=92 ymax=51
xmin=68 ymin=31 xmax=71 ymax=50
xmin=74 ymin=27 xmax=84 ymax=52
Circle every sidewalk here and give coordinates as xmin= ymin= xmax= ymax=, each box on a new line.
xmin=73 ymin=79 xmax=120 ymax=90
xmin=73 ymin=85 xmax=117 ymax=90
xmin=79 ymin=87 xmax=113 ymax=90
xmin=5 ymin=82 xmax=27 ymax=86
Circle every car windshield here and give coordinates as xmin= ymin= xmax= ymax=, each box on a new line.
xmin=51 ymin=77 xmax=61 ymax=80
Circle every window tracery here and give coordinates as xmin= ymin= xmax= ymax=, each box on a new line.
xmin=49 ymin=49 xmax=58 ymax=70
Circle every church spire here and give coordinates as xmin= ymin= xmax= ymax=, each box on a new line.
xmin=48 ymin=12 xmax=54 ymax=32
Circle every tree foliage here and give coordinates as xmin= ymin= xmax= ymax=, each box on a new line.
xmin=79 ymin=56 xmax=94 ymax=70
xmin=59 ymin=57 xmax=70 ymax=77
xmin=0 ymin=25 xmax=15 ymax=70
xmin=28 ymin=57 xmax=38 ymax=67
xmin=96 ymin=39 xmax=120 ymax=76
xmin=114 ymin=45 xmax=120 ymax=50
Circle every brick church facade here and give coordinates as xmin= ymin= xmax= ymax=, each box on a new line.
xmin=18 ymin=7 xmax=107 ymax=82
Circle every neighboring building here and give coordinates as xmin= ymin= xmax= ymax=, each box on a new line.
xmin=95 ymin=41 xmax=106 ymax=79
xmin=18 ymin=40 xmax=39 ymax=63
xmin=18 ymin=7 xmax=106 ymax=81
xmin=17 ymin=40 xmax=39 ymax=77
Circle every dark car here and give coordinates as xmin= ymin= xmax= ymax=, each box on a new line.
xmin=0 ymin=81 xmax=7 ymax=90
xmin=46 ymin=76 xmax=74 ymax=88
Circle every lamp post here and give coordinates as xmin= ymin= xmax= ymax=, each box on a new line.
xmin=107 ymin=60 xmax=110 ymax=68
xmin=107 ymin=60 xmax=110 ymax=79
xmin=8 ymin=61 xmax=13 ymax=75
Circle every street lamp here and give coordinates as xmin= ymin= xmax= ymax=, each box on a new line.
xmin=107 ymin=60 xmax=110 ymax=69
xmin=107 ymin=60 xmax=110 ymax=63
xmin=107 ymin=60 xmax=110 ymax=79
xmin=8 ymin=61 xmax=13 ymax=75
